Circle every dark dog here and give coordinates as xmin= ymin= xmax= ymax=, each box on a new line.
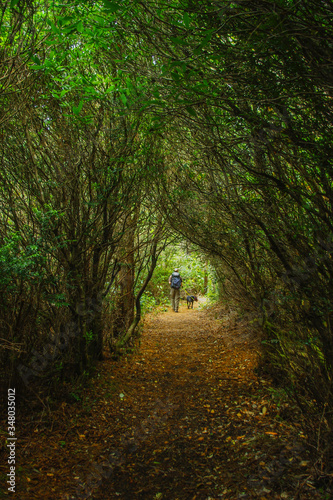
xmin=186 ymin=295 xmax=198 ymax=309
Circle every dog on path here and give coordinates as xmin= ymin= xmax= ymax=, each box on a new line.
xmin=186 ymin=295 xmax=198 ymax=309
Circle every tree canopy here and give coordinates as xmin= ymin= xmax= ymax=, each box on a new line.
xmin=1 ymin=0 xmax=333 ymax=455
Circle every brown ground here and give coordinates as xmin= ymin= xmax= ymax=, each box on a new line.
xmin=0 ymin=304 xmax=327 ymax=499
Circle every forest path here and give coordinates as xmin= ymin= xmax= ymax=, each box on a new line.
xmin=11 ymin=305 xmax=319 ymax=499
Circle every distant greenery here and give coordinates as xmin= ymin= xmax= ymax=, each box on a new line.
xmin=140 ymin=244 xmax=217 ymax=311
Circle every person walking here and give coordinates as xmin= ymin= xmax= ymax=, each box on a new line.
xmin=169 ymin=268 xmax=182 ymax=312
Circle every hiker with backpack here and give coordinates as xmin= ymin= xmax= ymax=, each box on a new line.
xmin=168 ymin=268 xmax=182 ymax=312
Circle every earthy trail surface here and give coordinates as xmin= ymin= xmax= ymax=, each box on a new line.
xmin=1 ymin=304 xmax=324 ymax=499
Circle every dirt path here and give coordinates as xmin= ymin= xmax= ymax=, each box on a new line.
xmin=1 ymin=305 xmax=323 ymax=499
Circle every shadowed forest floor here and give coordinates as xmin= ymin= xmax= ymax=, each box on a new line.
xmin=1 ymin=304 xmax=328 ymax=499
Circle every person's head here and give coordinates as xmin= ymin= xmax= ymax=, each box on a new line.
xmin=174 ymin=268 xmax=179 ymax=272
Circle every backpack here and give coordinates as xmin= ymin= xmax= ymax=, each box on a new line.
xmin=171 ymin=272 xmax=182 ymax=289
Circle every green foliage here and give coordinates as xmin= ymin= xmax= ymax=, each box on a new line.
xmin=46 ymin=294 xmax=69 ymax=308
xmin=0 ymin=232 xmax=46 ymax=290
xmin=140 ymin=291 xmax=158 ymax=314
xmin=143 ymin=244 xmax=215 ymax=303
xmin=0 ymin=0 xmax=332 ymax=451
xmin=83 ymin=330 xmax=95 ymax=344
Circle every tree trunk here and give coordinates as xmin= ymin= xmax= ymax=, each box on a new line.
xmin=113 ymin=212 xmax=137 ymax=338
xmin=115 ymin=239 xmax=159 ymax=351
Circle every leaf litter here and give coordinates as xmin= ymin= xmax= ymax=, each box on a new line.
xmin=0 ymin=305 xmax=328 ymax=499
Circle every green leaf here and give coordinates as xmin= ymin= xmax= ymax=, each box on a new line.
xmin=170 ymin=37 xmax=187 ymax=46
xmin=183 ymin=12 xmax=190 ymax=29
xmin=10 ymin=0 xmax=19 ymax=7
xmin=194 ymin=30 xmax=213 ymax=54
xmin=73 ymin=100 xmax=84 ymax=115
xmin=120 ymin=93 xmax=127 ymax=105
xmin=126 ymin=77 xmax=134 ymax=91
xmin=103 ymin=0 xmax=121 ymax=12
xmin=201 ymin=31 xmax=213 ymax=47
xmin=47 ymin=20 xmax=60 ymax=34
xmin=186 ymin=106 xmax=197 ymax=117
xmin=171 ymin=71 xmax=180 ymax=83
xmin=76 ymin=21 xmax=84 ymax=33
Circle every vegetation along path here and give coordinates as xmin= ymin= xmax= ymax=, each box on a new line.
xmin=9 ymin=305 xmax=324 ymax=500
